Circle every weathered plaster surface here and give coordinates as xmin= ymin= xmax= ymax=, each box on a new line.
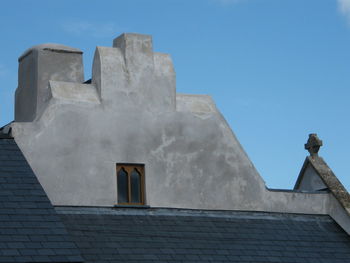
xmin=10 ymin=33 xmax=350 ymax=233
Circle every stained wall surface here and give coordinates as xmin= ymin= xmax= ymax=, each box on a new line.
xmin=11 ymin=33 xmax=350 ymax=233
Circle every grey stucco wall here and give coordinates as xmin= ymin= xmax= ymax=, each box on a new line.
xmin=10 ymin=33 xmax=350 ymax=233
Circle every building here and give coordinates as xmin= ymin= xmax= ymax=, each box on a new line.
xmin=1 ymin=33 xmax=350 ymax=262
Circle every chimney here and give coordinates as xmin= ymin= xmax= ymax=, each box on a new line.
xmin=15 ymin=43 xmax=84 ymax=122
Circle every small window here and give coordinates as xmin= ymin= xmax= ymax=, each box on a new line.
xmin=117 ymin=164 xmax=145 ymax=205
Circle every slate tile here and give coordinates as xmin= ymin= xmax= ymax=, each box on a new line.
xmin=67 ymin=254 xmax=84 ymax=262
xmin=0 ymin=256 xmax=14 ymax=262
xmin=19 ymin=249 xmax=37 ymax=256
xmin=267 ymin=256 xmax=283 ymax=262
xmin=185 ymin=254 xmax=200 ymax=260
xmin=269 ymin=250 xmax=283 ymax=257
xmin=53 ymin=248 xmax=77 ymax=255
xmin=13 ymin=255 xmax=32 ymax=262
xmin=30 ymin=255 xmax=51 ymax=262
xmin=159 ymin=254 xmax=173 ymax=260
xmin=0 ymin=228 xmax=17 ymax=235
xmin=1 ymin=249 xmax=20 ymax=256
xmin=7 ymin=242 xmax=25 ymax=249
xmin=48 ymin=255 xmax=69 ymax=262
xmin=170 ymin=254 xmax=187 ymax=260
xmin=24 ymin=242 xmax=43 ymax=249
xmin=37 ymin=248 xmax=55 ymax=256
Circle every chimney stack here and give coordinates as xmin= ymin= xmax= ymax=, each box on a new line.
xmin=15 ymin=44 xmax=84 ymax=121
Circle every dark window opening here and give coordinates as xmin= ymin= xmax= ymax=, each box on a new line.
xmin=117 ymin=167 xmax=128 ymax=204
xmin=117 ymin=164 xmax=145 ymax=205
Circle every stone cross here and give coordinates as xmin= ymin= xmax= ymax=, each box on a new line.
xmin=305 ymin=133 xmax=323 ymax=156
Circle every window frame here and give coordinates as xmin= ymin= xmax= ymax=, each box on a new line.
xmin=116 ymin=163 xmax=145 ymax=205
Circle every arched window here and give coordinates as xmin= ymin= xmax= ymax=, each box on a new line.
xmin=117 ymin=164 xmax=145 ymax=205
xmin=117 ymin=168 xmax=128 ymax=204
xmin=130 ymin=168 xmax=142 ymax=203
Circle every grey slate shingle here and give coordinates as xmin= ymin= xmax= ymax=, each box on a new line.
xmin=0 ymin=138 xmax=83 ymax=262
xmin=56 ymin=207 xmax=350 ymax=263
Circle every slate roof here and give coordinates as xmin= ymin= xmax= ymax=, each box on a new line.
xmin=57 ymin=207 xmax=350 ymax=263
xmin=0 ymin=138 xmax=83 ymax=262
xmin=2 ymin=136 xmax=350 ymax=263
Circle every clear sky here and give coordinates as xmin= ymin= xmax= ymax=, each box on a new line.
xmin=1 ymin=0 xmax=350 ymax=191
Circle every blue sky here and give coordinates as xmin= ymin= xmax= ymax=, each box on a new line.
xmin=1 ymin=0 xmax=350 ymax=191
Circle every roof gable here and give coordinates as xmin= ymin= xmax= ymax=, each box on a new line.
xmin=295 ymin=155 xmax=350 ymax=213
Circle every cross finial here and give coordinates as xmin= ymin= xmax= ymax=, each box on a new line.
xmin=305 ymin=133 xmax=323 ymax=156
